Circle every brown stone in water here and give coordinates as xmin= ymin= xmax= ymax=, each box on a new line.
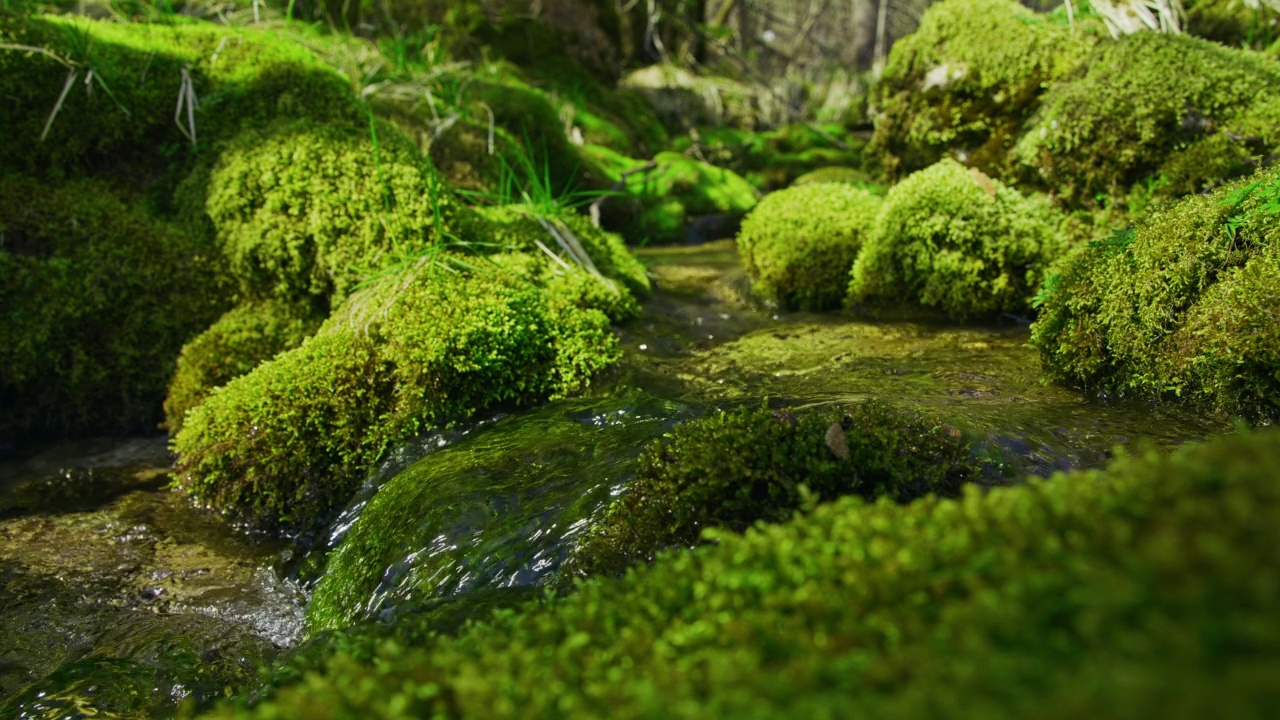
xmin=825 ymin=422 xmax=850 ymax=461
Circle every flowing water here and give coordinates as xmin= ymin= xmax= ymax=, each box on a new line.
xmin=0 ymin=238 xmax=1226 ymax=717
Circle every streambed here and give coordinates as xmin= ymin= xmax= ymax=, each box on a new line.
xmin=0 ymin=239 xmax=1224 ymax=717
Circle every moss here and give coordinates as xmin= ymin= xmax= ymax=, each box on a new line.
xmin=583 ymin=145 xmax=759 ymax=244
xmin=669 ymin=124 xmax=869 ymax=192
xmin=871 ymin=0 xmax=1095 ymax=181
xmin=172 ymin=253 xmax=633 ymax=533
xmin=210 ymin=425 xmax=1280 ymax=719
xmin=0 ymin=14 xmax=361 ymax=177
xmin=195 ymin=119 xmax=479 ymax=305
xmin=848 ymin=159 xmax=1064 ymax=321
xmin=790 ymin=166 xmax=875 ymax=189
xmin=1016 ymin=31 xmax=1280 ymax=209
xmin=0 ymin=176 xmax=230 ymax=442
xmin=1031 ymin=165 xmax=1280 ymax=420
xmin=565 ymin=402 xmax=984 ymax=579
xmin=475 ymin=204 xmax=650 ymax=301
xmin=736 ymin=183 xmax=882 ymax=311
xmin=1184 ymin=0 xmax=1280 ymax=50
xmin=164 ymin=299 xmax=325 ymax=435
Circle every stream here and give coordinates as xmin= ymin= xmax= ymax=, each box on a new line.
xmin=0 ymin=239 xmax=1225 ymax=717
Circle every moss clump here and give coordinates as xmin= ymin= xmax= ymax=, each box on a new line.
xmin=1016 ymin=31 xmax=1280 ymax=208
xmin=565 ymin=403 xmax=983 ymax=579
xmin=871 ymin=0 xmax=1094 ymax=180
xmin=848 ymin=159 xmax=1064 ymax=321
xmin=195 ymin=120 xmax=479 ymax=305
xmin=737 ymin=183 xmax=882 ymax=310
xmin=584 ymin=145 xmax=759 ymax=244
xmin=172 ymin=254 xmax=634 ymax=533
xmin=209 ymin=425 xmax=1280 ymax=719
xmin=1031 ymin=165 xmax=1280 ymax=420
xmin=0 ymin=177 xmax=230 ymax=442
xmin=476 ymin=205 xmax=650 ymax=300
xmin=0 ymin=14 xmax=360 ymax=177
xmin=164 ymin=299 xmax=325 ymax=435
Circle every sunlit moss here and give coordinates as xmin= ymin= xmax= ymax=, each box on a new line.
xmin=849 ymin=159 xmax=1064 ymax=320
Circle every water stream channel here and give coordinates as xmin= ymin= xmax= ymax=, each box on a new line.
xmin=0 ymin=239 xmax=1225 ymax=717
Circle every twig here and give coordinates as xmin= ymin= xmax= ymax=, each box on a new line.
xmin=589 ymin=160 xmax=661 ymax=227
xmin=40 ymin=68 xmax=78 ymax=142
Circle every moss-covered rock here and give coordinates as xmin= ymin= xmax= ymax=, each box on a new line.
xmin=1016 ymin=31 xmax=1280 ymax=208
xmin=0 ymin=177 xmax=230 ymax=442
xmin=208 ymin=425 xmax=1280 ymax=719
xmin=476 ymin=205 xmax=650 ymax=300
xmin=0 ymin=14 xmax=360 ymax=177
xmin=565 ymin=403 xmax=985 ymax=579
xmin=172 ymin=253 xmax=634 ymax=533
xmin=848 ymin=159 xmax=1064 ymax=321
xmin=164 ymin=299 xmax=325 ymax=435
xmin=737 ymin=183 xmax=882 ymax=310
xmin=1031 ymin=165 xmax=1280 ymax=420
xmin=193 ymin=119 xmax=480 ymax=306
xmin=871 ymin=0 xmax=1094 ymax=180
xmin=584 ymin=146 xmax=759 ymax=244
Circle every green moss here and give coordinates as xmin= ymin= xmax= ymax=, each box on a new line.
xmin=172 ymin=253 xmax=632 ymax=533
xmin=195 ymin=119 xmax=479 ymax=305
xmin=209 ymin=426 xmax=1280 ymax=719
xmin=0 ymin=14 xmax=360 ymax=177
xmin=849 ymin=159 xmax=1064 ymax=321
xmin=583 ymin=145 xmax=759 ymax=244
xmin=790 ymin=166 xmax=876 ymax=189
xmin=737 ymin=183 xmax=882 ymax=310
xmin=475 ymin=204 xmax=650 ymax=301
xmin=1031 ymin=165 xmax=1280 ymax=420
xmin=164 ymin=299 xmax=325 ymax=435
xmin=0 ymin=177 xmax=230 ymax=442
xmin=871 ymin=0 xmax=1094 ymax=180
xmin=669 ymin=124 xmax=869 ymax=192
xmin=1016 ymin=31 xmax=1280 ymax=209
xmin=1185 ymin=0 xmax=1280 ymax=50
xmin=565 ymin=403 xmax=984 ymax=579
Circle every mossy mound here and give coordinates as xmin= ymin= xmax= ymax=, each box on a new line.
xmin=194 ymin=119 xmax=480 ymax=305
xmin=565 ymin=403 xmax=985 ymax=579
xmin=871 ymin=0 xmax=1094 ymax=180
xmin=172 ymin=253 xmax=635 ymax=533
xmin=848 ymin=159 xmax=1064 ymax=321
xmin=737 ymin=183 xmax=882 ymax=310
xmin=210 ymin=426 xmax=1280 ymax=719
xmin=1185 ymin=0 xmax=1280 ymax=50
xmin=476 ymin=205 xmax=650 ymax=300
xmin=1031 ymin=165 xmax=1280 ymax=420
xmin=0 ymin=14 xmax=360 ymax=176
xmin=584 ymin=146 xmax=759 ymax=244
xmin=164 ymin=299 xmax=325 ymax=435
xmin=1016 ymin=31 xmax=1280 ymax=208
xmin=0 ymin=177 xmax=230 ymax=442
